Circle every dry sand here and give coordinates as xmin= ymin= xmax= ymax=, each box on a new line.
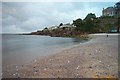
xmin=3 ymin=34 xmax=118 ymax=78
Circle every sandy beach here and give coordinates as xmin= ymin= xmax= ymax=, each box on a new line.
xmin=3 ymin=34 xmax=118 ymax=78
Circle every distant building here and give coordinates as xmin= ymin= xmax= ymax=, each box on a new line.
xmin=61 ymin=23 xmax=76 ymax=28
xmin=48 ymin=23 xmax=76 ymax=31
xmin=48 ymin=26 xmax=58 ymax=30
xmin=102 ymin=7 xmax=116 ymax=16
xmin=115 ymin=1 xmax=120 ymax=17
xmin=102 ymin=2 xmax=120 ymax=17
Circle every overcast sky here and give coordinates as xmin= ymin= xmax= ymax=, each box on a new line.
xmin=2 ymin=2 xmax=116 ymax=33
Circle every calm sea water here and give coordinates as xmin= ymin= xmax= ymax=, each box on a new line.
xmin=2 ymin=34 xmax=87 ymax=68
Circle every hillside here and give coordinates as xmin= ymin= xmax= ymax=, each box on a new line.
xmin=29 ymin=14 xmax=119 ymax=37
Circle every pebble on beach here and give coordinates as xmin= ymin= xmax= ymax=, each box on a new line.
xmin=1 ymin=73 xmax=2 ymax=76
xmin=67 ymin=60 xmax=70 ymax=63
xmin=44 ymin=68 xmax=47 ymax=71
xmin=16 ymin=66 xmax=18 ymax=68
xmin=3 ymin=35 xmax=118 ymax=78
xmin=34 ymin=59 xmax=37 ymax=62
xmin=76 ymin=66 xmax=80 ymax=70
xmin=95 ymin=50 xmax=98 ymax=52
xmin=13 ymin=73 xmax=16 ymax=76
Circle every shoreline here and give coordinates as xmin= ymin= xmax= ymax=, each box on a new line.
xmin=3 ymin=34 xmax=118 ymax=78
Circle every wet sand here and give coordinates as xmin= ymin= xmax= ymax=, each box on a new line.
xmin=3 ymin=34 xmax=118 ymax=78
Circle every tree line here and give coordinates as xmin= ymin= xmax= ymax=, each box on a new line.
xmin=72 ymin=13 xmax=119 ymax=33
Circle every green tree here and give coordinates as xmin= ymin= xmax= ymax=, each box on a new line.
xmin=82 ymin=13 xmax=98 ymax=33
xmin=83 ymin=19 xmax=96 ymax=33
xmin=43 ymin=27 xmax=48 ymax=31
xmin=44 ymin=27 xmax=48 ymax=30
xmin=73 ymin=18 xmax=83 ymax=31
xmin=118 ymin=17 xmax=120 ymax=26
xmin=102 ymin=23 xmax=113 ymax=32
xmin=113 ymin=17 xmax=120 ymax=33
xmin=84 ymin=13 xmax=96 ymax=20
xmin=93 ymin=19 xmax=100 ymax=32
xmin=59 ymin=23 xmax=63 ymax=27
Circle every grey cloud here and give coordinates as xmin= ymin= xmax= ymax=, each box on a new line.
xmin=0 ymin=3 xmax=2 ymax=34
xmin=2 ymin=2 xmax=116 ymax=33
xmin=2 ymin=2 xmax=76 ymax=33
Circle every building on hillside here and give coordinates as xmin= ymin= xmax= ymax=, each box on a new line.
xmin=102 ymin=7 xmax=116 ymax=16
xmin=61 ymin=23 xmax=76 ymax=28
xmin=102 ymin=2 xmax=120 ymax=17
xmin=48 ymin=23 xmax=76 ymax=31
xmin=114 ymin=1 xmax=120 ymax=17
xmin=48 ymin=26 xmax=58 ymax=31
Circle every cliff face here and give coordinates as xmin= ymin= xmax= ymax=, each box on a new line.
xmin=99 ymin=18 xmax=117 ymax=28
xmin=30 ymin=17 xmax=119 ymax=36
xmin=98 ymin=17 xmax=118 ymax=32
xmin=31 ymin=27 xmax=75 ymax=36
